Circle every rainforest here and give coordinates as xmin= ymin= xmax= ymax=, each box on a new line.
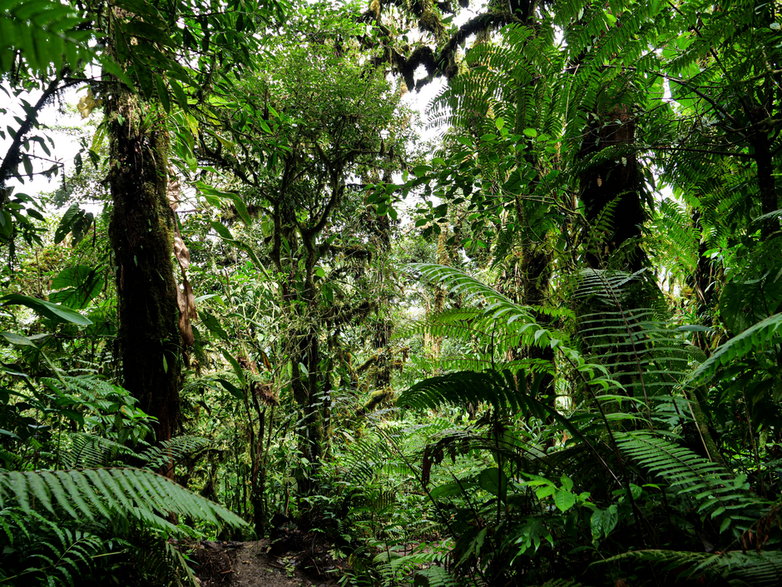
xmin=1 ymin=0 xmax=782 ymax=585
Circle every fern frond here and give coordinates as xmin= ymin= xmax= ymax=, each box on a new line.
xmin=139 ymin=435 xmax=212 ymax=471
xmin=376 ymin=547 xmax=449 ymax=587
xmin=409 ymin=264 xmax=567 ymax=351
xmin=27 ymin=528 xmax=105 ymax=586
xmin=602 ymin=548 xmax=782 ymax=586
xmin=0 ymin=468 xmax=246 ymax=534
xmin=412 ymin=564 xmax=460 ymax=587
xmin=0 ymin=507 xmax=107 ymax=586
xmin=399 ymin=370 xmax=540 ymax=414
xmin=688 ymin=312 xmax=782 ymax=386
xmin=338 ymin=436 xmax=396 ymax=485
xmin=62 ymin=433 xmax=136 ymax=468
xmin=615 ymin=432 xmax=766 ymax=533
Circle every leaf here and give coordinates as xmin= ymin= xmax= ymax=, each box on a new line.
xmin=216 ymin=378 xmax=245 ymax=400
xmin=210 ymin=221 xmax=234 ymax=240
xmin=50 ymin=265 xmax=104 ymax=309
xmin=169 ymin=78 xmax=188 ymax=108
xmin=590 ymin=505 xmax=619 ymax=542
xmin=553 ymin=489 xmax=576 ymax=512
xmin=2 ymin=294 xmax=92 ymax=326
xmin=478 ymin=467 xmax=501 ymax=495
xmin=689 ymin=313 xmax=782 ymax=386
xmin=200 ymin=311 xmax=230 ymax=341
xmin=54 ymin=204 xmax=80 ymax=244
xmin=221 ymin=350 xmax=246 ymax=384
xmin=0 ymin=468 xmax=247 ymax=532
xmin=0 ymin=331 xmax=38 ymax=347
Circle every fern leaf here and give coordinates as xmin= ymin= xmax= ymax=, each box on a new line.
xmin=0 ymin=468 xmax=246 ymax=534
xmin=689 ymin=312 xmax=782 ymax=386
xmin=400 ymin=370 xmax=535 ymax=413
xmin=615 ymin=432 xmax=766 ymax=533
xmin=39 ymin=471 xmax=78 ymax=520
xmin=139 ymin=435 xmax=212 ymax=471
xmin=601 ymin=549 xmax=782 ymax=586
xmin=63 ymin=433 xmax=136 ymax=468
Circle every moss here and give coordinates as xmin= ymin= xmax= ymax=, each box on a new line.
xmin=108 ymin=87 xmax=181 ymax=443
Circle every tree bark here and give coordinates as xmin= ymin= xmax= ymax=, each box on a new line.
xmin=749 ymin=129 xmax=778 ymax=240
xmin=108 ymin=88 xmax=181 ymax=445
xmin=579 ymin=104 xmax=646 ymax=271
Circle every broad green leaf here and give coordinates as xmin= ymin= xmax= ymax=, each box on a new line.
xmin=200 ymin=311 xmax=230 ymax=341
xmin=221 ymin=350 xmax=246 ymax=384
xmin=2 ymin=294 xmax=92 ymax=326
xmin=478 ymin=467 xmax=501 ymax=496
xmin=217 ymin=378 xmax=245 ymax=400
xmin=590 ymin=505 xmax=618 ymax=542
xmin=553 ymin=489 xmax=576 ymax=512
xmin=0 ymin=331 xmax=38 ymax=347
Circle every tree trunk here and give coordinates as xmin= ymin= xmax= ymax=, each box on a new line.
xmin=108 ymin=89 xmax=181 ymax=445
xmin=579 ymin=104 xmax=646 ymax=271
xmin=749 ymin=129 xmax=778 ymax=240
xmin=272 ymin=196 xmax=325 ymax=497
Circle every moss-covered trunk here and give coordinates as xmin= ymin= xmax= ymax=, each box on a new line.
xmin=579 ymin=104 xmax=646 ymax=271
xmin=108 ymin=89 xmax=181 ymax=444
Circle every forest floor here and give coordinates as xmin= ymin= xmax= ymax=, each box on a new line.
xmin=192 ymin=539 xmax=342 ymax=586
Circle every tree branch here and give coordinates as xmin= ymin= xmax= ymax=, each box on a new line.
xmin=0 ymin=74 xmax=79 ymax=194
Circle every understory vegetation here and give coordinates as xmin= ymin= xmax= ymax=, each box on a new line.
xmin=2 ymin=0 xmax=782 ymax=585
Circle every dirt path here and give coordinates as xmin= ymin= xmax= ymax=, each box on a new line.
xmin=193 ymin=540 xmax=340 ymax=586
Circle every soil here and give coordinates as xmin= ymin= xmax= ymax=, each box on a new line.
xmin=191 ymin=539 xmax=342 ymax=587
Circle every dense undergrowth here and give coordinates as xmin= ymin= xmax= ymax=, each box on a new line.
xmin=3 ymin=0 xmax=782 ymax=585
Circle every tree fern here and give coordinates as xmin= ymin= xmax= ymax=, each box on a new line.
xmin=0 ymin=507 xmax=106 ymax=586
xmin=615 ymin=432 xmax=766 ymax=535
xmin=138 ymin=435 xmax=213 ymax=471
xmin=602 ymin=548 xmax=782 ymax=586
xmin=688 ymin=312 xmax=782 ymax=387
xmin=0 ymin=468 xmax=246 ymax=534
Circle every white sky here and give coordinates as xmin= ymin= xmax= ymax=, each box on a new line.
xmin=0 ymin=84 xmax=86 ymax=200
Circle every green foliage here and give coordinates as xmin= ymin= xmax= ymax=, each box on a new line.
xmin=615 ymin=432 xmax=766 ymax=535
xmin=2 ymin=293 xmax=92 ymax=326
xmin=397 ymin=261 xmax=781 ymax=583
xmin=400 ymin=370 xmax=548 ymax=414
xmin=3 ymin=0 xmax=782 ymax=584
xmin=0 ymin=467 xmax=246 ymax=533
xmin=602 ymin=549 xmax=782 ymax=586
xmin=409 ymin=263 xmax=571 ymax=356
xmin=689 ymin=312 xmax=782 ymax=387
xmin=0 ymin=507 xmax=106 ymax=586
xmin=0 ymin=0 xmax=90 ymax=75
xmin=138 ymin=435 xmax=212 ymax=472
